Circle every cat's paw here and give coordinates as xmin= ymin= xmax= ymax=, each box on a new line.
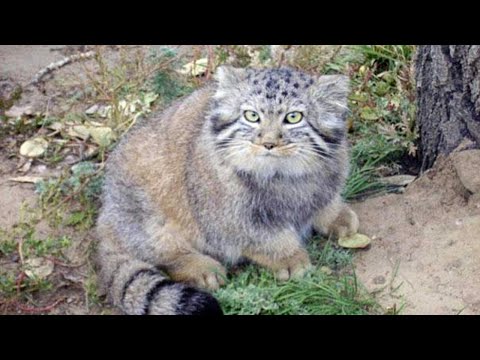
xmin=169 ymin=254 xmax=227 ymax=291
xmin=328 ymin=206 xmax=359 ymax=238
xmin=273 ymin=249 xmax=312 ymax=281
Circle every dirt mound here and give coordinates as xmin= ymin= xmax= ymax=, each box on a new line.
xmin=352 ymin=150 xmax=480 ymax=314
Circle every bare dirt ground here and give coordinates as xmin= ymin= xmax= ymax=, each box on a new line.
xmin=1 ymin=45 xmax=480 ymax=315
xmin=352 ymin=149 xmax=480 ymax=314
xmin=0 ymin=45 xmax=118 ymax=314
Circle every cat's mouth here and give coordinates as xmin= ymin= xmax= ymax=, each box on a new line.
xmin=250 ymin=144 xmax=297 ymax=158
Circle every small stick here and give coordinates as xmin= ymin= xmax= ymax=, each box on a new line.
xmin=30 ymin=51 xmax=96 ymax=86
xmin=16 ymin=271 xmax=26 ymax=295
xmin=17 ymin=240 xmax=24 ymax=265
xmin=18 ymin=298 xmax=66 ymax=313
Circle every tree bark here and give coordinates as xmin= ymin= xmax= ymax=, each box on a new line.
xmin=416 ymin=45 xmax=480 ymax=171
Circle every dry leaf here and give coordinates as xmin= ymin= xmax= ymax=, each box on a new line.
xmin=68 ymin=125 xmax=90 ymax=140
xmin=48 ymin=122 xmax=64 ymax=131
xmin=88 ymin=126 xmax=113 ymax=147
xmin=17 ymin=158 xmax=33 ymax=173
xmin=5 ymin=105 xmax=33 ymax=118
xmin=19 ymin=137 xmax=49 ymax=158
xmin=85 ymin=104 xmax=100 ymax=115
xmin=24 ymin=257 xmax=54 ymax=279
xmin=177 ymin=58 xmax=208 ymax=77
xmin=338 ymin=233 xmax=371 ymax=249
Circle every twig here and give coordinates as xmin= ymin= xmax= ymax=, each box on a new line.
xmin=30 ymin=51 xmax=96 ymax=86
xmin=205 ymin=45 xmax=215 ymax=80
xmin=18 ymin=297 xmax=66 ymax=313
xmin=16 ymin=271 xmax=26 ymax=295
xmin=17 ymin=240 xmax=24 ymax=265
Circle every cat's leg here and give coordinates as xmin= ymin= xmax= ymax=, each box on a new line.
xmin=165 ymin=251 xmax=227 ymax=290
xmin=143 ymin=221 xmax=227 ymax=291
xmin=313 ymin=195 xmax=359 ymax=238
xmin=104 ymin=210 xmax=227 ymax=291
xmin=243 ymin=229 xmax=312 ymax=281
xmin=96 ymin=219 xmax=223 ymax=315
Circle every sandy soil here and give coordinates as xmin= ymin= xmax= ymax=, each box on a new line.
xmin=352 ymin=151 xmax=480 ymax=314
xmin=1 ymin=45 xmax=480 ymax=315
xmin=0 ymin=45 xmax=118 ymax=314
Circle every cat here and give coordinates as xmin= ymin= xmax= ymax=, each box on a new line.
xmin=96 ymin=66 xmax=359 ymax=315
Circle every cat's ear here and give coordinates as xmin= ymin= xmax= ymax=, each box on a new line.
xmin=214 ymin=66 xmax=248 ymax=88
xmin=312 ymin=74 xmax=350 ymax=118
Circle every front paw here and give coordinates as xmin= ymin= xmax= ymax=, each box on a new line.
xmin=328 ymin=206 xmax=359 ymax=238
xmin=168 ymin=254 xmax=227 ymax=291
xmin=272 ymin=249 xmax=312 ymax=281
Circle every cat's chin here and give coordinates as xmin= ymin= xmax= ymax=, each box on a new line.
xmin=231 ymin=155 xmax=313 ymax=179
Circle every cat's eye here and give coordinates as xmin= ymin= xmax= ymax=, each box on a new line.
xmin=244 ymin=110 xmax=260 ymax=123
xmin=285 ymin=112 xmax=303 ymax=124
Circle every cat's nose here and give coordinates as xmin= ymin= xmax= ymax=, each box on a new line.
xmin=263 ymin=142 xmax=276 ymax=150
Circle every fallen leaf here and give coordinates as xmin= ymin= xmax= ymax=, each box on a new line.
xmin=88 ymin=126 xmax=113 ymax=147
xmin=143 ymin=92 xmax=159 ymax=106
xmin=9 ymin=176 xmax=43 ymax=184
xmin=24 ymin=257 xmax=54 ymax=279
xmin=85 ymin=104 xmax=100 ymax=115
xmin=83 ymin=145 xmax=98 ymax=159
xmin=68 ymin=125 xmax=90 ymax=140
xmin=5 ymin=105 xmax=33 ymax=118
xmin=19 ymin=137 xmax=49 ymax=158
xmin=88 ymin=121 xmax=104 ymax=127
xmin=97 ymin=105 xmax=111 ymax=118
xmin=17 ymin=158 xmax=33 ymax=173
xmin=177 ymin=58 xmax=208 ymax=77
xmin=338 ymin=233 xmax=371 ymax=249
xmin=47 ymin=122 xmax=64 ymax=131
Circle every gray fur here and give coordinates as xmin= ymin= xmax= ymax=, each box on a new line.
xmin=96 ymin=66 xmax=352 ymax=315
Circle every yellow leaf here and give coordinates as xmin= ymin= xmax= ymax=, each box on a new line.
xmin=19 ymin=137 xmax=49 ymax=158
xmin=88 ymin=126 xmax=113 ymax=147
xmin=338 ymin=233 xmax=371 ymax=249
xmin=177 ymin=58 xmax=208 ymax=77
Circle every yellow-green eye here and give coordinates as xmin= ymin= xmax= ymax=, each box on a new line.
xmin=244 ymin=110 xmax=260 ymax=122
xmin=285 ymin=112 xmax=303 ymax=124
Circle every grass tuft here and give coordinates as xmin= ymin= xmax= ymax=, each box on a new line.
xmin=215 ymin=239 xmax=381 ymax=315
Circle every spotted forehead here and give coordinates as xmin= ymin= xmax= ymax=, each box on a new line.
xmin=245 ymin=68 xmax=315 ymax=109
xmin=242 ymin=68 xmax=314 ymax=114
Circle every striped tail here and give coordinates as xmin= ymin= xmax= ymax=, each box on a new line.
xmin=96 ymin=236 xmax=223 ymax=315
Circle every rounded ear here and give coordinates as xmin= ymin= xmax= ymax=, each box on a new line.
xmin=315 ymin=75 xmax=350 ymax=103
xmin=312 ymin=74 xmax=350 ymax=117
xmin=214 ymin=66 xmax=248 ymax=88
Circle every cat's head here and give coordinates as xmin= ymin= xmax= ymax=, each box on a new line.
xmin=208 ymin=66 xmax=350 ymax=178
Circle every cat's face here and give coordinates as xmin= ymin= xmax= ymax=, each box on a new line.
xmin=209 ymin=67 xmax=349 ymax=178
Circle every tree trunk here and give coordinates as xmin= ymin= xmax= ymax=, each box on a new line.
xmin=416 ymin=45 xmax=480 ymax=171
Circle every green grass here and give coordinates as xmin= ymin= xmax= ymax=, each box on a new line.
xmin=0 ymin=219 xmax=71 ymax=259
xmin=35 ymin=161 xmax=103 ymax=228
xmin=0 ymin=273 xmax=53 ymax=298
xmin=3 ymin=45 xmax=418 ymax=315
xmin=0 ymin=219 xmax=70 ymax=304
xmin=152 ymin=71 xmax=195 ymax=105
xmin=327 ymin=45 xmax=417 ymax=200
xmin=215 ymin=239 xmax=381 ymax=315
